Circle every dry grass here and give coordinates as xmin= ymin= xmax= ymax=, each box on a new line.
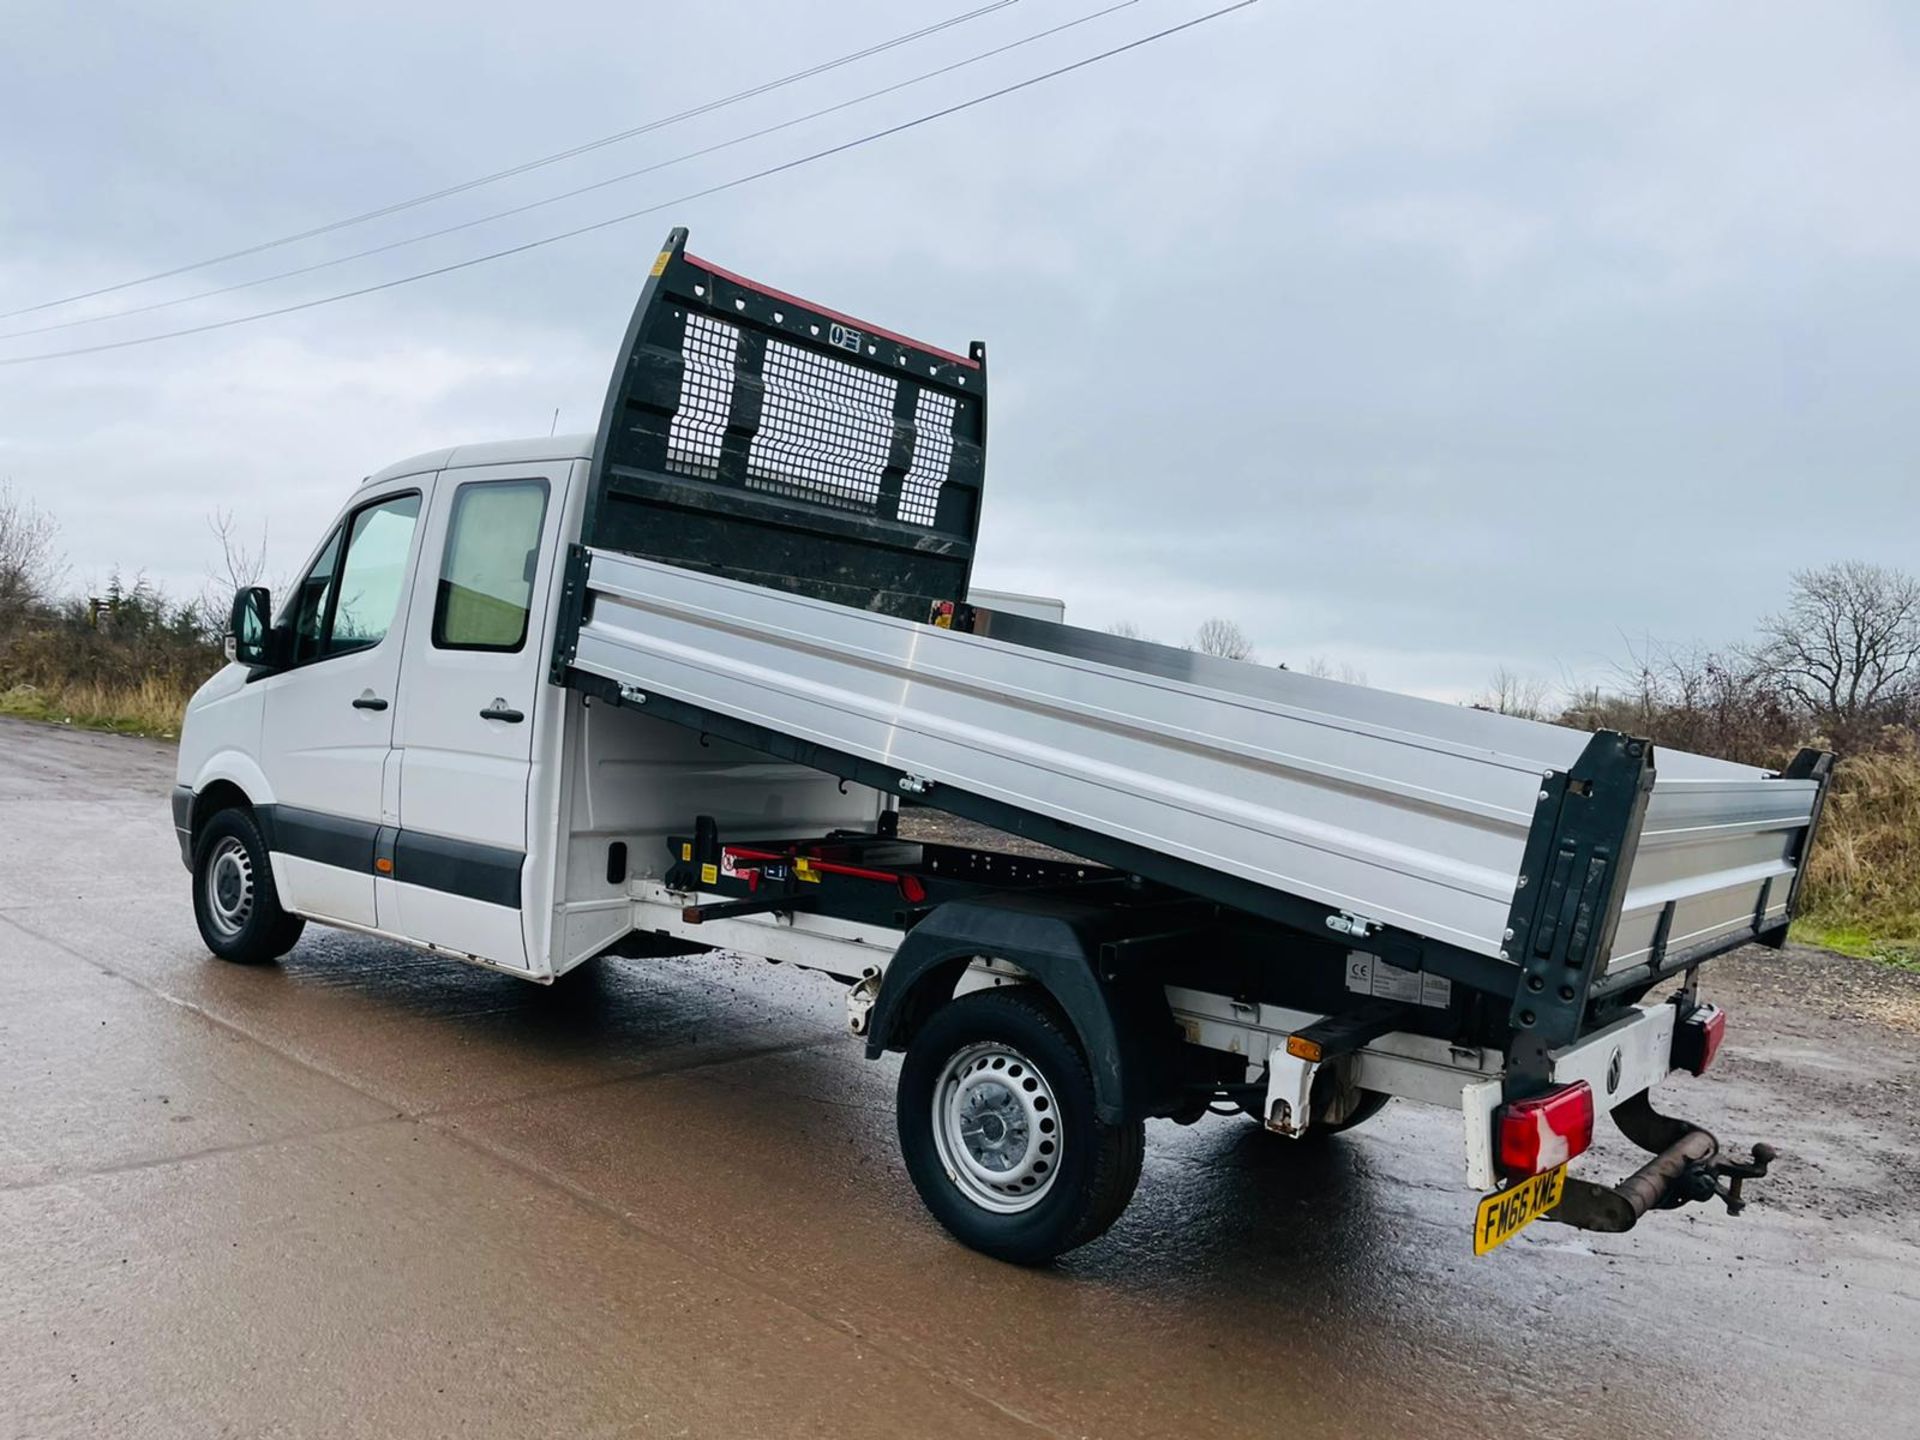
xmin=1794 ymin=738 xmax=1920 ymax=967
xmin=0 ymin=674 xmax=199 ymax=738
xmin=0 ymin=598 xmax=219 ymax=740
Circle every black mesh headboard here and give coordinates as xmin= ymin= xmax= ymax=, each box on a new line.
xmin=584 ymin=228 xmax=987 ymax=618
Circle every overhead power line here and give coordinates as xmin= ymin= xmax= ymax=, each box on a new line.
xmin=0 ymin=0 xmax=1258 ymax=369
xmin=0 ymin=0 xmax=1022 ymax=321
xmin=0 ymin=1 xmax=1141 ymax=343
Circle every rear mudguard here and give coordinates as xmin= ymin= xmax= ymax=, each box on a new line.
xmin=862 ymin=892 xmax=1182 ymax=1124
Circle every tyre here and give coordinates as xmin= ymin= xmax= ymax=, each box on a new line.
xmin=191 ymin=807 xmax=305 ymax=964
xmin=897 ymin=986 xmax=1144 ymax=1265
xmin=1314 ymin=1085 xmax=1391 ymax=1135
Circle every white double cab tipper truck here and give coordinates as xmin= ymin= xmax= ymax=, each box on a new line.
xmin=174 ymin=229 xmax=1830 ymax=1263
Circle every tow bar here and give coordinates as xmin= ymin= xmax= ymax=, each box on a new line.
xmin=1546 ymin=1092 xmax=1778 ymax=1233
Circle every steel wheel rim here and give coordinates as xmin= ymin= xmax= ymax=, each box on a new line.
xmin=931 ymin=1039 xmax=1062 ymax=1214
xmin=203 ymin=836 xmax=254 ymax=939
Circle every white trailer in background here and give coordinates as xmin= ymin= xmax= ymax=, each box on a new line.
xmin=176 ymin=230 xmax=1825 ymax=1263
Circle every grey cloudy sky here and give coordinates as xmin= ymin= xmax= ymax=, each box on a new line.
xmin=3 ymin=0 xmax=1916 ymax=698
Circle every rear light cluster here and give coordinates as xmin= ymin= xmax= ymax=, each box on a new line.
xmin=1495 ymin=1080 xmax=1594 ymax=1180
xmin=1672 ymin=1003 xmax=1727 ymax=1076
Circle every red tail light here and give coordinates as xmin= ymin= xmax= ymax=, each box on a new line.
xmin=1673 ymin=1003 xmax=1726 ymax=1076
xmin=1496 ymin=1081 xmax=1594 ymax=1179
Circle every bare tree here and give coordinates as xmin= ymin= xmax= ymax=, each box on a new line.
xmin=1105 ymin=620 xmax=1149 ymax=642
xmin=194 ymin=510 xmax=272 ymax=640
xmin=1756 ymin=562 xmax=1920 ymax=731
xmin=209 ymin=510 xmax=269 ymax=591
xmin=1565 ymin=634 xmax=1806 ymax=768
xmin=0 ymin=480 xmax=60 ymax=628
xmin=1190 ymin=617 xmax=1254 ymax=662
xmin=1475 ymin=667 xmax=1552 ymax=719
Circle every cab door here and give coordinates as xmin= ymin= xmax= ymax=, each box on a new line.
xmin=388 ymin=465 xmax=563 ymax=967
xmin=256 ymin=482 xmax=428 ymax=928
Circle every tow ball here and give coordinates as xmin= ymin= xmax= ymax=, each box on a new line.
xmin=1664 ymin=1141 xmax=1778 ymax=1217
xmin=1546 ymin=1092 xmax=1778 ymax=1234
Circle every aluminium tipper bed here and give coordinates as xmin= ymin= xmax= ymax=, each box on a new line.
xmin=565 ymin=547 xmax=1822 ymax=985
xmin=555 ymin=227 xmax=1824 ymax=998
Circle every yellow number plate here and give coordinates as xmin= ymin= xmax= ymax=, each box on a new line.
xmin=1473 ymin=1164 xmax=1567 ymax=1255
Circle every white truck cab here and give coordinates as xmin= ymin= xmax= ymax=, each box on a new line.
xmin=177 ymin=430 xmax=895 ymax=978
xmin=173 ymin=229 xmax=1824 ymax=1264
xmin=180 ymin=436 xmax=589 ymax=971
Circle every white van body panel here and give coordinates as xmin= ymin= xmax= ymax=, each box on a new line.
xmin=385 ymin=455 xmax=578 ymax=971
xmin=253 ymin=475 xmax=433 ymax=928
xmin=177 ymin=667 xmax=272 ymax=805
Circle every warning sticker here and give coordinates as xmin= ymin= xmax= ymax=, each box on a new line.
xmin=699 ymin=863 xmax=719 ymax=886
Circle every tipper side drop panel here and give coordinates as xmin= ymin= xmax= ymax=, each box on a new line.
xmin=583 ymin=227 xmax=987 ymax=620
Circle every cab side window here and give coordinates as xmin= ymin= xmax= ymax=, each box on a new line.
xmin=329 ymin=494 xmax=421 ymax=655
xmin=432 ymin=479 xmax=549 ymax=652
xmin=285 ymin=492 xmax=421 ymax=665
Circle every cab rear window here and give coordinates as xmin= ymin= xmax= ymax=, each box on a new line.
xmin=432 ymin=479 xmax=549 ymax=652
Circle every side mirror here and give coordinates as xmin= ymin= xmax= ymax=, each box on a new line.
xmin=228 ymin=586 xmax=273 ymax=667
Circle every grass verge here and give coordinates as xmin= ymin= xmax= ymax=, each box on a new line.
xmin=1795 ymin=741 xmax=1920 ymax=971
xmin=0 ymin=680 xmax=191 ymax=739
xmin=1789 ymin=921 xmax=1920 ymax=973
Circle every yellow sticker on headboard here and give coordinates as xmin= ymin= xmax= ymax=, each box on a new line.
xmin=651 ymin=249 xmax=672 ymax=277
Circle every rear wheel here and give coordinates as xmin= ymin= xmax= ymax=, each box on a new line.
xmin=192 ymin=807 xmax=304 ymax=964
xmin=1298 ymin=1086 xmax=1391 ymax=1136
xmin=897 ymin=987 xmax=1144 ymax=1265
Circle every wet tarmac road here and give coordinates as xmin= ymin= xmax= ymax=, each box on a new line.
xmin=2 ymin=717 xmax=1916 ymax=1438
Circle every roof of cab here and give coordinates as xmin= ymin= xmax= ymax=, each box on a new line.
xmin=362 ymin=432 xmax=594 ymax=487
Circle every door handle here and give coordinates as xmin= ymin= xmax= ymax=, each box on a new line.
xmin=479 ymin=699 xmax=524 ymax=724
xmin=352 ymin=693 xmax=389 ymax=711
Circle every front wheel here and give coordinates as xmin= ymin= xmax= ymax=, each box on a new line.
xmin=192 ymin=807 xmax=305 ymax=964
xmin=897 ymin=987 xmax=1144 ymax=1265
